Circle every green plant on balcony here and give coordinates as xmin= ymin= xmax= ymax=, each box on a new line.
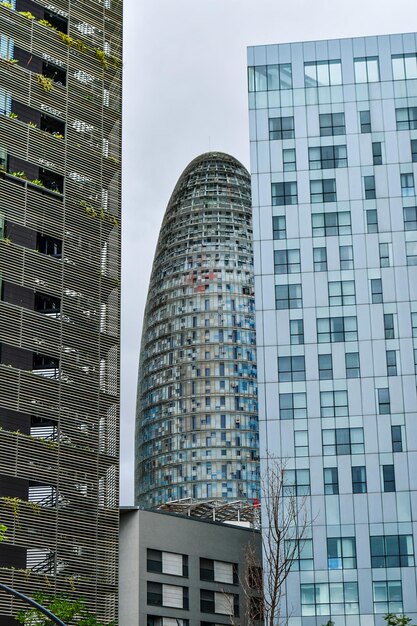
xmin=18 ymin=10 xmax=35 ymax=19
xmin=80 ymin=200 xmax=97 ymax=218
xmin=52 ymin=132 xmax=64 ymax=139
xmin=31 ymin=178 xmax=44 ymax=187
xmin=28 ymin=121 xmax=37 ymax=128
xmin=94 ymin=48 xmax=108 ymax=69
xmin=107 ymin=155 xmax=120 ymax=165
xmin=37 ymin=18 xmax=55 ymax=29
xmin=35 ymin=73 xmax=53 ymax=92
xmin=0 ymin=523 xmax=7 ymax=541
xmin=1 ymin=237 xmax=11 ymax=245
xmin=11 ymin=171 xmax=27 ymax=179
xmin=110 ymin=55 xmax=122 ymax=69
xmin=7 ymin=112 xmax=18 ymax=119
xmin=6 ymin=57 xmax=18 ymax=64
xmin=2 ymin=496 xmax=22 ymax=521
xmin=0 ymin=1 xmax=14 ymax=8
xmin=58 ymin=31 xmax=74 ymax=46
xmin=75 ymin=39 xmax=88 ymax=53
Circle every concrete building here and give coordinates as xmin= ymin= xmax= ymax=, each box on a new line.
xmin=119 ymin=506 xmax=261 ymax=626
xmin=0 ymin=0 xmax=122 ymax=622
xmin=135 ymin=152 xmax=259 ymax=507
xmin=248 ymin=33 xmax=417 ymax=625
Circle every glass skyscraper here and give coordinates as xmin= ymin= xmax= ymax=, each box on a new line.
xmin=135 ymin=152 xmax=259 ymax=507
xmin=248 ymin=33 xmax=417 ymax=624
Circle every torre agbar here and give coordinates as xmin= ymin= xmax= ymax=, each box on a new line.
xmin=135 ymin=152 xmax=260 ymax=507
xmin=0 ymin=0 xmax=121 ymax=623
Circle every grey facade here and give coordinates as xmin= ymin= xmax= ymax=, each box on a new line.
xmin=135 ymin=152 xmax=259 ymax=507
xmin=119 ymin=507 xmax=261 ymax=626
xmin=248 ymin=34 xmax=417 ymax=625
xmin=0 ymin=0 xmax=122 ymax=622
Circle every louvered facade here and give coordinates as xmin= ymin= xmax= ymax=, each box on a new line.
xmin=0 ymin=0 xmax=121 ymax=623
xmin=135 ymin=152 xmax=260 ymax=508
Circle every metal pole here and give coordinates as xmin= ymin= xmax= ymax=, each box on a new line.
xmin=0 ymin=583 xmax=67 ymax=626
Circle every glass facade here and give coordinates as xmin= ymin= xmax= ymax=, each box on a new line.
xmin=248 ymin=33 xmax=417 ymax=624
xmin=135 ymin=152 xmax=259 ymax=507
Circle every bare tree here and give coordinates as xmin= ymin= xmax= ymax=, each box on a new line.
xmin=229 ymin=457 xmax=310 ymax=626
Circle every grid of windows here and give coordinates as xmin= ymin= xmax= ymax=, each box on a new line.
xmin=312 ymin=211 xmax=351 ymax=236
xmin=248 ymin=63 xmax=292 ymax=92
xmin=279 ymin=392 xmax=307 ymax=420
xmin=366 ymin=209 xmax=378 ymax=233
xmin=308 ymin=145 xmax=347 ymax=169
xmin=412 ymin=139 xmax=417 ymax=162
xmin=294 ymin=430 xmax=308 ymax=457
xmin=401 ymin=173 xmax=415 ymax=197
xmin=384 ymin=313 xmax=395 ymax=339
xmin=360 ymin=110 xmax=372 ymax=133
xmin=370 ymin=535 xmax=414 ymax=568
xmin=392 ymin=54 xmax=417 ymax=80
xmin=283 ymin=469 xmax=310 ymax=496
xmin=379 ymin=243 xmax=390 ymax=267
xmin=386 ymin=350 xmax=397 ymax=376
xmin=340 ymin=245 xmax=354 ymax=269
xmin=319 ymin=112 xmax=345 ymax=136
xmin=286 ymin=538 xmax=313 ymax=570
xmin=323 ymin=428 xmax=364 ymax=455
xmin=318 ymin=354 xmax=333 ymax=380
xmin=313 ymin=247 xmax=327 ymax=271
xmin=310 ymin=178 xmax=337 ymax=203
xmin=283 ymin=148 xmax=296 ymax=171
xmin=412 ymin=311 xmax=417 ymax=337
xmin=327 ymin=537 xmax=356 ymax=569
xmin=274 ymin=249 xmax=300 ymax=274
xmin=406 ymin=241 xmax=417 ymax=265
xmin=271 ymin=181 xmax=297 ymax=205
xmin=275 ymin=284 xmax=302 ymax=309
xmin=391 ymin=425 xmax=403 ymax=452
xmin=320 ymin=390 xmax=348 ymax=417
xmin=364 ymin=175 xmax=376 ymax=199
xmin=373 ymin=581 xmax=403 ymax=614
xmin=371 ymin=278 xmax=383 ymax=303
xmin=372 ymin=141 xmax=383 ymax=165
xmin=324 ymin=467 xmax=339 ymax=495
xmin=378 ymin=388 xmax=390 ymax=414
xmin=290 ymin=319 xmax=304 ymax=345
xmin=317 ymin=316 xmax=358 ymax=343
xmin=354 ymin=57 xmax=379 ymax=82
xmin=383 ymin=464 xmax=395 ymax=492
xmin=269 ymin=116 xmax=295 ymax=140
xmin=304 ymin=60 xmax=342 ymax=87
xmin=272 ymin=215 xmax=286 ymax=239
xmin=396 ymin=107 xmax=417 ymax=130
xmin=278 ymin=355 xmax=305 ymax=382
xmin=345 ymin=352 xmax=360 ymax=378
xmin=352 ymin=466 xmax=367 ymax=493
xmin=328 ymin=280 xmax=355 ymax=306
xmin=301 ymin=582 xmax=359 ymax=616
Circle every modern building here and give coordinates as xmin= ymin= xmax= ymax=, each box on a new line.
xmin=248 ymin=33 xmax=417 ymax=625
xmin=119 ymin=506 xmax=261 ymax=626
xmin=135 ymin=152 xmax=259 ymax=507
xmin=0 ymin=0 xmax=122 ymax=623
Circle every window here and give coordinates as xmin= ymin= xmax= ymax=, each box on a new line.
xmin=318 ymin=354 xmax=333 ymax=380
xmin=283 ymin=469 xmax=310 ymax=496
xmin=147 ymin=550 xmax=188 ymax=577
xmin=269 ymin=116 xmax=294 ymax=140
xmin=383 ymin=464 xmax=395 ymax=492
xmin=328 ymin=281 xmax=355 ymax=306
xmin=324 ymin=467 xmax=339 ymax=495
xmin=200 ymin=559 xmax=237 ymax=584
xmin=274 ymin=249 xmax=300 ymax=274
xmin=392 ymin=53 xmax=417 ymax=80
xmin=372 ymin=142 xmax=383 ymax=165
xmin=271 ymin=181 xmax=297 ymax=206
xmin=396 ymin=107 xmax=417 ymax=131
xmin=283 ymin=148 xmax=296 ymax=172
xmin=411 ymin=139 xmax=417 ymax=162
xmin=248 ymin=63 xmax=292 ymax=92
xmin=304 ymin=60 xmax=342 ymax=87
xmin=352 ymin=466 xmax=367 ymax=493
xmin=37 ymin=234 xmax=62 ymax=258
xmin=320 ymin=390 xmax=348 ymax=417
xmin=200 ymin=589 xmax=238 ymax=617
xmin=327 ymin=537 xmax=356 ymax=569
xmin=345 ymin=352 xmax=360 ymax=378
xmin=366 ymin=209 xmax=378 ymax=233
xmin=301 ymin=582 xmax=359 ymax=616
xmin=279 ymin=392 xmax=307 ymax=420
xmin=354 ymin=57 xmax=379 ymax=82
xmin=364 ymin=175 xmax=376 ymax=199
xmin=322 ymin=427 xmax=364 ymax=455
xmin=386 ymin=350 xmax=397 ymax=376
xmin=378 ymin=388 xmax=390 ymax=414
xmin=371 ymin=535 xmax=414 ymax=568
xmin=379 ymin=243 xmax=390 ymax=267
xmin=286 ymin=538 xmax=313 ymax=570
xmin=0 ymin=86 xmax=11 ymax=115
xmin=412 ymin=311 xmax=417 ymax=337
xmin=371 ymin=278 xmax=383 ymax=304
xmin=308 ymin=145 xmax=347 ymax=169
xmin=272 ymin=215 xmax=286 ymax=239
xmin=290 ymin=319 xmax=304 ymax=345
xmin=360 ymin=110 xmax=372 ymax=133
xmin=278 ymin=355 xmax=305 ymax=382
xmin=373 ymin=581 xmax=403 ymax=614
xmin=0 ymin=147 xmax=6 ymax=171
xmin=295 ymin=430 xmax=308 ymax=457
xmin=317 ymin=316 xmax=358 ymax=343
xmin=313 ymin=247 xmax=327 ymax=271
xmin=340 ymin=245 xmax=354 ymax=269
xmin=384 ymin=313 xmax=395 ymax=339
xmin=404 ymin=206 xmax=417 ymax=230
xmin=406 ymin=241 xmax=417 ymax=265
xmin=310 ymin=178 xmax=337 ymax=203
xmin=401 ymin=173 xmax=415 ymax=197
xmin=147 ymin=618 xmax=188 ymax=626
xmin=312 ymin=211 xmax=351 ymax=236
xmin=319 ymin=112 xmax=345 ymax=136
xmin=0 ymin=34 xmax=14 ymax=61
xmin=391 ymin=425 xmax=403 ymax=452
xmin=147 ymin=583 xmax=188 ymax=610
xmin=275 ymin=284 xmax=302 ymax=309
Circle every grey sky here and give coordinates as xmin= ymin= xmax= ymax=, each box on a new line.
xmin=121 ymin=0 xmax=417 ymax=504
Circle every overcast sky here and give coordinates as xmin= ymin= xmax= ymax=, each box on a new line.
xmin=121 ymin=0 xmax=417 ymax=505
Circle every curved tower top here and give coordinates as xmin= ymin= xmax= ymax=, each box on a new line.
xmin=135 ymin=152 xmax=259 ymax=507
